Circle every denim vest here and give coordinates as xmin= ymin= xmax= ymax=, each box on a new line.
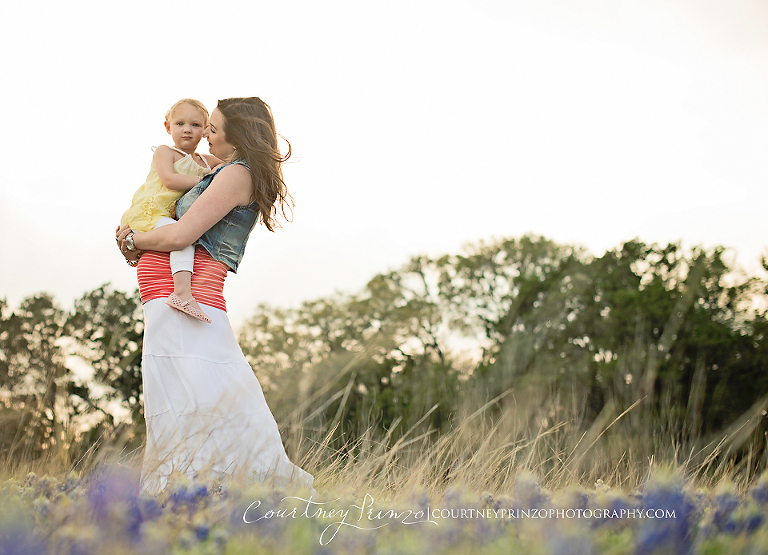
xmin=176 ymin=159 xmax=258 ymax=273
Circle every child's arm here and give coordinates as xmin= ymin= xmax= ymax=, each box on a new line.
xmin=154 ymin=146 xmax=202 ymax=191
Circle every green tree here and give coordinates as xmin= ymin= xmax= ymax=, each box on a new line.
xmin=65 ymin=285 xmax=145 ymax=448
xmin=0 ymin=294 xmax=74 ymax=463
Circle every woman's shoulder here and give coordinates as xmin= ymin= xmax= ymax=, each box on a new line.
xmin=203 ymin=162 xmax=253 ymax=207
xmin=214 ymin=161 xmax=251 ymax=180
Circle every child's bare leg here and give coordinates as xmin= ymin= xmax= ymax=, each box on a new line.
xmin=168 ymin=255 xmax=211 ymax=323
xmin=170 ymin=269 xmax=208 ymax=314
xmin=172 ymin=270 xmax=193 ymax=301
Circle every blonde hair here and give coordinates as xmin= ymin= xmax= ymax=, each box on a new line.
xmin=165 ymin=98 xmax=210 ymax=126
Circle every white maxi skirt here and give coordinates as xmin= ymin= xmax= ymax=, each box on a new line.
xmin=139 ymin=298 xmax=314 ymax=494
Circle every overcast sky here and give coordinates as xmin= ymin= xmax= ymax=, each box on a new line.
xmin=1 ymin=0 xmax=766 ymax=327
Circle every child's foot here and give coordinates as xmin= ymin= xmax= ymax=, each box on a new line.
xmin=166 ymin=293 xmax=212 ymax=323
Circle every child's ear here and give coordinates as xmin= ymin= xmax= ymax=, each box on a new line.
xmin=164 ymin=121 xmax=171 ymax=134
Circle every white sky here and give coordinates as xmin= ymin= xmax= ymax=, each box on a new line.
xmin=1 ymin=0 xmax=766 ymax=328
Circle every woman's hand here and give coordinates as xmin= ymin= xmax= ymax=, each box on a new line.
xmin=116 ymin=224 xmax=143 ymax=263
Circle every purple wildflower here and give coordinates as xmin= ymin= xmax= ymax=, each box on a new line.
xmin=749 ymin=473 xmax=768 ymax=506
xmin=0 ymin=500 xmax=47 ymax=555
xmin=635 ymin=475 xmax=697 ymax=555
xmin=546 ymin=525 xmax=596 ymax=555
xmin=169 ymin=482 xmax=196 ymax=506
xmin=443 ymin=487 xmax=462 ymax=509
xmin=193 ymin=515 xmax=210 ymax=541
xmin=512 ymin=472 xmax=548 ymax=510
xmin=210 ymin=527 xmax=229 ymax=551
xmin=190 ymin=482 xmax=208 ymax=499
xmin=87 ymin=467 xmax=140 ymax=513
xmin=23 ymin=473 xmax=38 ymax=490
xmin=176 ymin=529 xmax=198 ymax=550
xmin=137 ymin=496 xmax=163 ymax=522
xmin=721 ymin=504 xmax=764 ymax=536
xmin=711 ymin=486 xmax=740 ymax=531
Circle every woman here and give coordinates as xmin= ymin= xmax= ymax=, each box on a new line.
xmin=116 ymin=97 xmax=314 ymax=494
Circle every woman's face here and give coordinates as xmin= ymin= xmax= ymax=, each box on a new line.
xmin=205 ymin=109 xmax=237 ymax=161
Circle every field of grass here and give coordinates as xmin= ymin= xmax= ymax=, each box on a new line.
xmin=3 ymin=397 xmax=768 ymax=555
xmin=3 ymin=238 xmax=766 ymax=553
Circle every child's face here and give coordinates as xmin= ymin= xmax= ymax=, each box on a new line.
xmin=164 ymin=103 xmax=207 ymax=151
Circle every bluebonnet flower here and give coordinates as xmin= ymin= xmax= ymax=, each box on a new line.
xmin=59 ymin=471 xmax=82 ymax=495
xmin=210 ymin=527 xmax=229 ymax=551
xmin=32 ymin=496 xmax=50 ymax=519
xmin=589 ymin=490 xmax=638 ymax=530
xmin=408 ymin=485 xmax=430 ymax=510
xmin=169 ymin=477 xmax=196 ymax=506
xmin=35 ymin=475 xmax=54 ymax=497
xmin=443 ymin=486 xmax=463 ymax=508
xmin=435 ymin=520 xmax=462 ymax=549
xmin=711 ymin=482 xmax=740 ymax=532
xmin=87 ymin=466 xmax=140 ymax=514
xmin=494 ymin=494 xmax=513 ymax=511
xmin=720 ymin=502 xmax=764 ymax=536
xmin=137 ymin=496 xmax=163 ymax=522
xmin=135 ymin=520 xmax=174 ymax=555
xmin=546 ymin=523 xmax=596 ymax=555
xmin=749 ymin=472 xmax=768 ymax=506
xmin=0 ymin=498 xmax=47 ymax=555
xmin=86 ymin=466 xmax=145 ymax=544
xmin=512 ymin=471 xmax=548 ymax=510
xmin=553 ymin=484 xmax=590 ymax=512
xmin=695 ymin=511 xmax=717 ymax=543
xmin=192 ymin=514 xmax=210 ymax=541
xmin=50 ymin=523 xmax=97 ymax=555
xmin=742 ymin=508 xmax=763 ymax=534
xmin=190 ymin=481 xmax=209 ymax=499
xmin=472 ymin=515 xmax=504 ymax=544
xmin=176 ymin=529 xmax=198 ymax=550
xmin=635 ymin=473 xmax=697 ymax=555
xmin=23 ymin=472 xmax=38 ymax=490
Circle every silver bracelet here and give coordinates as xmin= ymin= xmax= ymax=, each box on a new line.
xmin=125 ymin=231 xmax=136 ymax=252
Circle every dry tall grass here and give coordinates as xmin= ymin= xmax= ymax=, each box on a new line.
xmin=3 ymin=328 xmax=764 ymax=501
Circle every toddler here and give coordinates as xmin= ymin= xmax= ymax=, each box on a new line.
xmin=121 ymin=99 xmax=221 ymax=323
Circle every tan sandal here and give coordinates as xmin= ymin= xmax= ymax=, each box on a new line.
xmin=166 ymin=293 xmax=212 ymax=323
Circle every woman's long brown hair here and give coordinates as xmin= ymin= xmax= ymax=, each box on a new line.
xmin=217 ymin=97 xmax=293 ymax=232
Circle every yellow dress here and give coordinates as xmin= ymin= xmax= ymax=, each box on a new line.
xmin=121 ymin=146 xmax=211 ymax=231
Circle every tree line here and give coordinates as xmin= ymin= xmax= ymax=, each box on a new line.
xmin=1 ymin=236 xmax=767 ymax=474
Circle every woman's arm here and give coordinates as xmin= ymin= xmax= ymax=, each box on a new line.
xmin=154 ymin=146 xmax=202 ymax=191
xmin=118 ymin=164 xmax=253 ymax=252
